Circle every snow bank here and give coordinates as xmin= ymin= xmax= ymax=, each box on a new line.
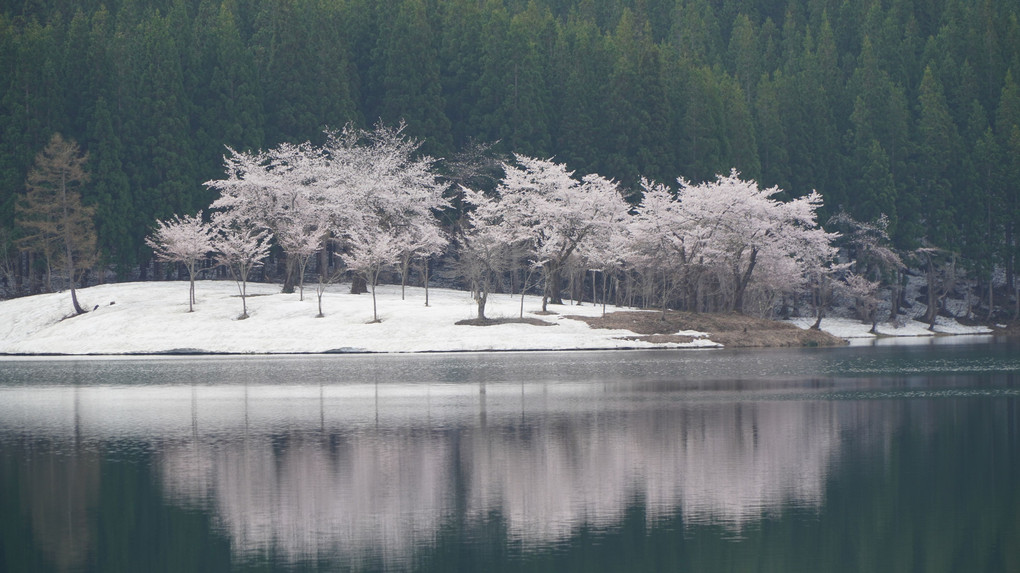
xmin=0 ymin=281 xmax=715 ymax=355
xmin=786 ymin=315 xmax=993 ymax=343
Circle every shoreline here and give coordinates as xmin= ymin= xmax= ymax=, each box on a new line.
xmin=0 ymin=280 xmax=1003 ymax=357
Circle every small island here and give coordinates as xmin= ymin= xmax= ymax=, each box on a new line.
xmin=1 ymin=280 xmax=1000 ymax=356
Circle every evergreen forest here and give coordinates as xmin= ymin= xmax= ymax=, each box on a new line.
xmin=2 ymin=0 xmax=1019 ymax=316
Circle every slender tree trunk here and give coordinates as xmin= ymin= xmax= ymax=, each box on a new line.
xmin=240 ymin=278 xmax=248 ymax=319
xmin=660 ymin=269 xmax=669 ymax=321
xmin=187 ymin=261 xmax=196 ymax=312
xmin=369 ymin=267 xmax=379 ymax=322
xmin=316 ymin=277 xmax=326 ymax=318
xmin=986 ymin=276 xmax=994 ymax=321
xmin=518 ymin=268 xmax=534 ymax=318
xmin=65 ymin=237 xmax=85 ymax=315
xmin=423 ymin=257 xmax=430 ymax=307
xmin=297 ymin=257 xmax=310 ymax=302
xmin=811 ymin=282 xmax=824 ymax=330
xmin=567 ymin=270 xmax=574 ymax=305
xmin=925 ymin=256 xmax=938 ymax=328
xmin=400 ymin=256 xmax=410 ymax=300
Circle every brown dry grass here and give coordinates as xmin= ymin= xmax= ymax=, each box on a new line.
xmin=567 ymin=310 xmax=846 ymax=348
xmin=455 ymin=317 xmax=556 ymax=327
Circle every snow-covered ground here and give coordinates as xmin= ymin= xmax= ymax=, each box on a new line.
xmin=786 ymin=315 xmax=993 ymax=344
xmin=0 ymin=280 xmax=1000 ymax=356
xmin=0 ymin=281 xmax=720 ymax=355
xmin=785 ymin=271 xmax=996 ymax=344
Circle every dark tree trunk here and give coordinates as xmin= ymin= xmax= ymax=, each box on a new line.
xmin=65 ymin=237 xmax=86 ymax=315
xmin=351 ymin=275 xmax=368 ymax=294
xmin=732 ymin=248 xmax=758 ymax=314
xmin=476 ymin=290 xmax=487 ymax=320
xmin=282 ymin=254 xmax=296 ymax=294
xmin=811 ymin=286 xmax=824 ymax=330
xmin=544 ymin=262 xmax=563 ymax=307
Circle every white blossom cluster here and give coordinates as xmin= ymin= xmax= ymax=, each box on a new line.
xmin=149 ymin=124 xmax=843 ymax=321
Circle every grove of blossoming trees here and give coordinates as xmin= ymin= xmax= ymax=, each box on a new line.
xmin=148 ymin=123 xmax=841 ymax=323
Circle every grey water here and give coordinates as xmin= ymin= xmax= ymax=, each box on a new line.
xmin=1 ymin=338 xmax=1018 ymax=572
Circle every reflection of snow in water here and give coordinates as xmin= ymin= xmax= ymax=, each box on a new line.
xmin=2 ymin=382 xmax=853 ymax=563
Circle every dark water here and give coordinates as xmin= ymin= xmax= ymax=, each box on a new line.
xmin=1 ymin=338 xmax=1018 ymax=572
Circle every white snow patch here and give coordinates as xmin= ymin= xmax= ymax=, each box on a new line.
xmin=0 ymin=281 xmax=721 ymax=355
xmin=787 ymin=315 xmax=992 ymax=341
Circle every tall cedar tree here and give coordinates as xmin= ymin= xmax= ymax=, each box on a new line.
xmin=16 ymin=134 xmax=97 ymax=315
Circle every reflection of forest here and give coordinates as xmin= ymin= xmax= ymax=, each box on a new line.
xmin=0 ymin=383 xmax=897 ymax=566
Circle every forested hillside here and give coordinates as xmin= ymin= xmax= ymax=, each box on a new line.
xmin=1 ymin=0 xmax=1018 ymax=305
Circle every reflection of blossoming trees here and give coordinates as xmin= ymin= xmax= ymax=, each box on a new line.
xmin=161 ymin=432 xmax=453 ymax=568
xmin=461 ymin=398 xmax=839 ymax=539
xmin=154 ymin=385 xmax=845 ymax=559
xmin=0 ymin=382 xmax=880 ymax=564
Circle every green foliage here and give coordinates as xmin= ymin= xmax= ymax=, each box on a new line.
xmin=0 ymin=0 xmax=1018 ymax=283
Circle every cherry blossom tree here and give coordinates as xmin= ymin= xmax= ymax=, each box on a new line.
xmin=674 ymin=170 xmax=836 ymax=314
xmin=496 ymin=155 xmax=630 ymax=312
xmin=328 ymin=122 xmax=449 ymax=315
xmin=274 ymin=196 xmax=330 ymax=301
xmin=406 ymin=220 xmax=449 ymax=306
xmin=629 ymin=172 xmax=838 ymax=317
xmin=211 ymin=214 xmax=272 ymax=319
xmin=576 ymin=224 xmax=632 ymax=316
xmin=145 ymin=212 xmax=215 ymax=312
xmin=207 ymin=141 xmax=330 ymax=293
xmin=843 ymin=272 xmax=882 ymax=333
xmin=343 ymin=221 xmax=401 ymax=323
xmin=204 ymin=122 xmax=450 ymax=317
xmin=393 ymin=215 xmax=449 ymax=302
xmin=340 ymin=122 xmax=449 ymax=301
xmin=631 ymin=178 xmax=697 ymax=318
xmin=458 ymin=186 xmax=518 ymax=320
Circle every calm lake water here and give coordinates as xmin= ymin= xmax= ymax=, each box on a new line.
xmin=1 ymin=338 xmax=1018 ymax=572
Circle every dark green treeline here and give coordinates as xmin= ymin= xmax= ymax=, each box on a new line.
xmin=2 ymin=0 xmax=1019 ymax=280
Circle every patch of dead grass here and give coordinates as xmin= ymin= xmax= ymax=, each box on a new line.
xmin=455 ymin=317 xmax=556 ymax=327
xmin=568 ymin=310 xmax=846 ymax=348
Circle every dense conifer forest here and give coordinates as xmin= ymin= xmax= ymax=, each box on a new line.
xmin=1 ymin=0 xmax=1019 ymax=315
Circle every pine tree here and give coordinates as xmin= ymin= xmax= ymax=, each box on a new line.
xmin=603 ymin=9 xmax=672 ymax=185
xmin=552 ymin=14 xmax=612 ymax=176
xmin=15 ymin=134 xmax=96 ymax=315
xmin=754 ymin=71 xmax=790 ymax=191
xmin=497 ymin=2 xmax=555 ymax=157
xmin=86 ymin=97 xmax=133 ymax=273
xmin=995 ymin=70 xmax=1020 ymax=294
xmin=916 ymin=65 xmax=962 ymax=247
xmin=377 ymin=0 xmax=452 ymax=156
